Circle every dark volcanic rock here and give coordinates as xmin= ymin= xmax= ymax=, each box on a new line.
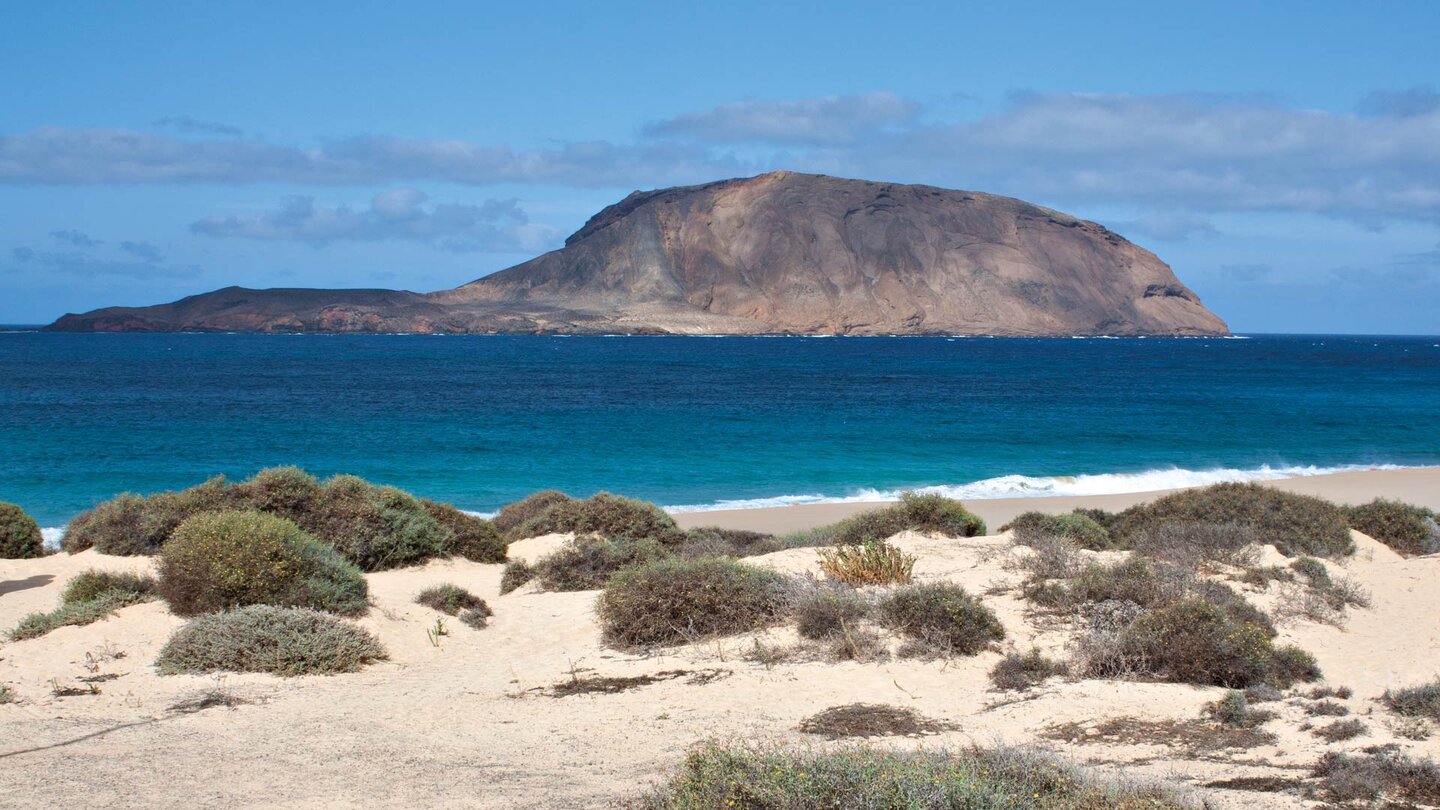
xmin=47 ymin=172 xmax=1228 ymax=336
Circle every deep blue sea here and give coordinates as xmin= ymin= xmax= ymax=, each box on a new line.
xmin=2 ymin=333 xmax=1438 ymax=533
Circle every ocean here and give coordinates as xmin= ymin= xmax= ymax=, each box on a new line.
xmin=3 ymin=332 xmax=1437 ymax=533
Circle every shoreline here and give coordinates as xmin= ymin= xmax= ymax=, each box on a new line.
xmin=670 ymin=465 xmax=1440 ymax=534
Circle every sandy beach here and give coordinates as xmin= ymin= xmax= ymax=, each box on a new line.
xmin=1 ymin=466 xmax=1439 ymax=808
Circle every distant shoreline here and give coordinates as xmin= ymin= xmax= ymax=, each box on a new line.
xmin=670 ymin=466 xmax=1440 ymax=534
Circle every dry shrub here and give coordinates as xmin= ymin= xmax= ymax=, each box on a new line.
xmin=514 ymin=492 xmax=684 ymax=546
xmin=1205 ymin=690 xmax=1276 ymax=728
xmin=633 ymin=742 xmax=1199 ymax=810
xmin=783 ymin=492 xmax=987 ymax=550
xmin=0 ymin=501 xmax=44 ymax=559
xmin=1311 ymin=749 xmax=1440 ymax=806
xmin=1306 ymin=699 xmax=1350 ymax=717
xmin=793 ymin=584 xmax=872 ymax=641
xmin=1002 ymin=511 xmax=1115 ymax=550
xmin=1131 ymin=521 xmax=1261 ymax=570
xmin=1274 ymin=556 xmax=1371 ymax=625
xmin=155 ymin=606 xmax=387 ymax=676
xmin=158 ymin=511 xmax=367 ymax=617
xmin=676 ymin=527 xmax=777 ymax=558
xmin=817 ymin=540 xmax=916 ymax=585
xmin=880 ymin=583 xmax=1004 ymax=656
xmin=597 ymin=556 xmax=792 ymax=649
xmin=498 ymin=559 xmax=536 ymax=594
xmin=491 ymin=490 xmax=573 ymax=541
xmin=1110 ymin=482 xmax=1354 ymax=558
xmin=421 ymin=501 xmax=505 ymax=562
xmin=1314 ymin=719 xmax=1367 ymax=742
xmin=798 ymin=704 xmax=953 ymax=739
xmin=531 ymin=534 xmax=668 ymax=592
xmin=990 ymin=648 xmax=1067 ymax=691
xmin=1238 ymin=565 xmax=1293 ymax=588
xmin=1112 ymin=599 xmax=1318 ymax=688
xmin=1384 ymin=679 xmax=1440 ymax=721
xmin=1011 ymin=533 xmax=1086 ymax=581
xmin=415 ymin=583 xmax=491 ymax=628
xmin=1344 ymin=498 xmax=1440 ymax=556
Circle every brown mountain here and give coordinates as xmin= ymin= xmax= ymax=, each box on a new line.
xmin=46 ymin=172 xmax=1228 ymax=336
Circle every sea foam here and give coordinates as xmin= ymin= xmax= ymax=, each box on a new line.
xmin=663 ymin=463 xmax=1407 ymax=513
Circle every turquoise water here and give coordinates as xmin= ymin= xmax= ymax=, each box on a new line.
xmin=2 ymin=333 xmax=1437 ymax=529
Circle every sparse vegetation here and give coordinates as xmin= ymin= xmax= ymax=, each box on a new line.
xmin=597 ymin=556 xmax=792 ymax=649
xmin=0 ymin=684 xmax=15 ymax=704
xmin=634 ymin=742 xmax=1199 ymax=810
xmin=498 ymin=559 xmax=536 ymax=594
xmin=1314 ymin=719 xmax=1367 ymax=742
xmin=793 ymin=584 xmax=872 ymax=641
xmin=1310 ymin=749 xmax=1440 ymax=806
xmin=60 ymin=467 xmax=490 ymax=571
xmin=1344 ymin=498 xmax=1440 ymax=556
xmin=157 ymin=511 xmax=367 ymax=616
xmin=1384 ymin=679 xmax=1440 ymax=721
xmin=1205 ymin=690 xmax=1276 ymax=728
xmin=817 ymin=540 xmax=916 ymax=585
xmin=0 ymin=501 xmax=45 ymax=559
xmin=1131 ymin=521 xmax=1260 ymax=570
xmin=990 ymin=648 xmax=1068 ymax=691
xmin=155 ymin=606 xmax=387 ymax=676
xmin=879 ymin=583 xmax=1004 ymax=656
xmin=798 ymin=704 xmax=953 ymax=739
xmin=1108 ymin=483 xmax=1354 ymax=558
xmin=1238 ymin=565 xmax=1294 ymax=588
xmin=11 ymin=569 xmax=159 ymax=640
xmin=1277 ymin=556 xmax=1371 ymax=624
xmin=415 ymin=583 xmax=492 ymax=629
xmin=1002 ymin=511 xmax=1115 ymax=550
xmin=1306 ymin=699 xmax=1350 ymax=717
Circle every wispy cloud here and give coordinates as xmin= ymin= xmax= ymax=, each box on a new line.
xmin=155 ymin=115 xmax=244 ymax=137
xmin=119 ymin=240 xmax=164 ymax=262
xmin=5 ymin=246 xmax=200 ymax=279
xmin=643 ymin=91 xmax=920 ymax=145
xmin=49 ymin=229 xmax=102 ymax=247
xmin=190 ymin=189 xmax=560 ymax=253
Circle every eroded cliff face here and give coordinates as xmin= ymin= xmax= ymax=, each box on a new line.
xmin=47 ymin=172 xmax=1228 ymax=336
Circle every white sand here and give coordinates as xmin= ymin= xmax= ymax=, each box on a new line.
xmin=2 ymin=468 xmax=1439 ymax=808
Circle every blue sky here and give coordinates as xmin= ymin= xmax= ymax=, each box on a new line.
xmin=2 ymin=1 xmax=1438 ymax=333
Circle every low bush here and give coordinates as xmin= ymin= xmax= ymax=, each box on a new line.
xmin=1001 ymin=511 xmax=1115 ymax=550
xmin=11 ymin=589 xmax=153 ymax=641
xmin=1278 ymin=556 xmax=1371 ymax=624
xmin=0 ymin=502 xmax=44 ymax=559
xmin=1306 ymin=699 xmax=1350 ymax=717
xmin=1132 ymin=521 xmax=1260 ymax=570
xmin=784 ymin=493 xmax=987 ymax=549
xmin=498 ymin=559 xmax=536 ymax=594
xmin=990 ymin=648 xmax=1067 ymax=691
xmin=421 ymin=501 xmax=506 ymax=563
xmin=676 ymin=527 xmax=777 ymax=558
xmin=793 ymin=585 xmax=872 ymax=641
xmin=1205 ymin=690 xmax=1275 ymax=728
xmin=1384 ymin=679 xmax=1440 ymax=720
xmin=531 ymin=535 xmax=667 ymax=592
xmin=62 ymin=569 xmax=157 ymax=605
xmin=1238 ymin=565 xmax=1294 ymax=588
xmin=415 ymin=583 xmax=491 ymax=629
xmin=1109 ymin=483 xmax=1354 ymax=558
xmin=491 ymin=490 xmax=573 ymax=541
xmin=596 ymin=557 xmax=792 ymax=649
xmin=880 ymin=583 xmax=1004 ymax=656
xmin=158 ymin=511 xmax=367 ymax=617
xmin=155 ymin=606 xmax=387 ymax=676
xmin=1313 ymin=718 xmax=1367 ymax=742
xmin=633 ymin=741 xmax=1198 ymax=810
xmin=514 ymin=492 xmax=684 ymax=546
xmin=1115 ymin=599 xmax=1318 ymax=688
xmin=817 ymin=540 xmax=916 ymax=585
xmin=1344 ymin=498 xmax=1440 ymax=556
xmin=1311 ymin=749 xmax=1440 ymax=806
xmin=1072 ymin=507 xmax=1121 ymax=531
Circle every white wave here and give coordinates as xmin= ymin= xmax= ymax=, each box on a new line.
xmin=41 ymin=527 xmax=64 ymax=551
xmin=461 ymin=509 xmax=497 ymax=520
xmin=663 ymin=463 xmax=1412 ymax=513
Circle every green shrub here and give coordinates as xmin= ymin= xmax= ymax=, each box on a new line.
xmin=62 ymin=569 xmax=157 ymax=605
xmin=531 ymin=534 xmax=668 ymax=592
xmin=158 ymin=511 xmax=367 ymax=617
xmin=0 ymin=502 xmax=44 ymax=559
xmin=415 ymin=583 xmax=489 ymax=616
xmin=515 ymin=492 xmax=685 ymax=546
xmin=1384 ymin=679 xmax=1440 ymax=721
xmin=421 ymin=501 xmax=505 ymax=563
xmin=491 ymin=490 xmax=574 ymax=541
xmin=597 ymin=557 xmax=792 ymax=649
xmin=60 ymin=468 xmax=466 ymax=571
xmin=1117 ymin=599 xmax=1317 ymax=688
xmin=790 ymin=493 xmax=986 ymax=548
xmin=793 ymin=586 xmax=872 ymax=641
xmin=880 ymin=583 xmax=1004 ymax=656
xmin=499 ymin=559 xmax=536 ymax=594
xmin=1345 ymin=499 xmax=1440 ymax=556
xmin=11 ymin=590 xmax=152 ymax=641
xmin=1110 ymin=483 xmax=1354 ymax=558
xmin=633 ymin=742 xmax=1197 ymax=810
xmin=1001 ymin=511 xmax=1115 ymax=550
xmin=155 ymin=606 xmax=387 ymax=676
xmin=990 ymin=648 xmax=1068 ymax=691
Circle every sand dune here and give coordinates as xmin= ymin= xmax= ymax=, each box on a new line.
xmin=2 ymin=471 xmax=1439 ymax=808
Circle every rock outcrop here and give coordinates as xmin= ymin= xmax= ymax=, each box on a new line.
xmin=47 ymin=172 xmax=1228 ymax=336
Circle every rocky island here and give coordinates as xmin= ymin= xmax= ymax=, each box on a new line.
xmin=46 ymin=171 xmax=1228 ymax=336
